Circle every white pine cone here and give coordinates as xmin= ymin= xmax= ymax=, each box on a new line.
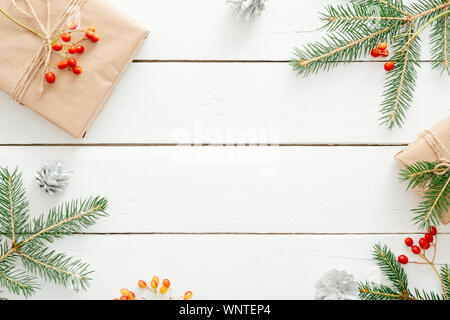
xmin=315 ymin=269 xmax=359 ymax=300
xmin=227 ymin=0 xmax=267 ymax=20
xmin=35 ymin=161 xmax=72 ymax=196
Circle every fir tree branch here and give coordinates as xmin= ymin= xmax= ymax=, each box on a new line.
xmin=399 ymin=161 xmax=439 ymax=189
xmin=292 ymin=25 xmax=399 ymax=76
xmin=442 ymin=265 xmax=450 ymax=298
xmin=379 ymin=24 xmax=421 ymax=129
xmin=18 ymin=247 xmax=92 ymax=291
xmin=359 ymin=282 xmax=415 ymax=300
xmin=413 ymin=174 xmax=450 ymax=229
xmin=0 ymin=168 xmax=29 ymax=242
xmin=20 ymin=197 xmax=108 ymax=247
xmin=430 ymin=5 xmax=450 ymax=74
xmin=373 ymin=244 xmax=411 ymax=296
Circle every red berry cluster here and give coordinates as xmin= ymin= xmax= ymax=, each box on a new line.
xmin=45 ymin=26 xmax=100 ymax=84
xmin=397 ymin=226 xmax=438 ymax=265
xmin=115 ymin=276 xmax=193 ymax=301
xmin=370 ymin=42 xmax=395 ymax=72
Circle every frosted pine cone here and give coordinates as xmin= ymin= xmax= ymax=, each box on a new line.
xmin=35 ymin=161 xmax=73 ymax=196
xmin=315 ymin=269 xmax=359 ymax=300
xmin=227 ymin=0 xmax=267 ymax=20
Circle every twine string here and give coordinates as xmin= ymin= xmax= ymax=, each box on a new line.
xmin=420 ymin=129 xmax=450 ymax=175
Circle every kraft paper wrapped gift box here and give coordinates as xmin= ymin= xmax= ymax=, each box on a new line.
xmin=395 ymin=115 xmax=450 ymax=224
xmin=0 ymin=0 xmax=149 ymax=138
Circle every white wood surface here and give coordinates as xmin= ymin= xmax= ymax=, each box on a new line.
xmin=1 ymin=0 xmax=449 ymax=300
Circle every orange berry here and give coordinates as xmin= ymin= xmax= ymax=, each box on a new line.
xmin=138 ymin=280 xmax=147 ymax=288
xmin=113 ymin=298 xmax=119 ymax=300
xmin=377 ymin=42 xmax=388 ymax=50
xmin=184 ymin=291 xmax=193 ymax=300
xmin=87 ymin=26 xmax=96 ymax=32
xmin=120 ymin=288 xmax=130 ymax=296
xmin=120 ymin=295 xmax=129 ymax=300
xmin=162 ymin=279 xmax=170 ymax=288
xmin=152 ymin=276 xmax=160 ymax=285
xmin=379 ymin=49 xmax=389 ymax=57
xmin=127 ymin=291 xmax=136 ymax=300
xmin=160 ymin=286 xmax=168 ymax=294
xmin=85 ymin=30 xmax=95 ymax=40
xmin=150 ymin=280 xmax=158 ymax=289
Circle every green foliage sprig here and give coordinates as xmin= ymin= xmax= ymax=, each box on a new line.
xmin=0 ymin=168 xmax=108 ymax=298
xmin=359 ymin=243 xmax=449 ymax=300
xmin=292 ymin=0 xmax=450 ymax=130
xmin=400 ymin=161 xmax=450 ymax=229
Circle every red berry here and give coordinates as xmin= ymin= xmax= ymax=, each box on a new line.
xmin=85 ymin=30 xmax=95 ymax=40
xmin=377 ymin=42 xmax=388 ymax=50
xmin=68 ymin=46 xmax=77 ymax=54
xmin=52 ymin=42 xmax=63 ymax=51
xmin=404 ymin=237 xmax=413 ymax=247
xmin=380 ymin=50 xmax=390 ymax=57
xmin=119 ymin=295 xmax=129 ymax=300
xmin=371 ymin=49 xmax=380 ymax=57
xmin=419 ymin=238 xmax=429 ymax=249
xmin=87 ymin=26 xmax=96 ymax=32
xmin=424 ymin=233 xmax=434 ymax=243
xmin=90 ymin=34 xmax=100 ymax=43
xmin=398 ymin=255 xmax=408 ymax=264
xmin=45 ymin=72 xmax=55 ymax=84
xmin=72 ymin=65 xmax=82 ymax=75
xmin=57 ymin=60 xmax=68 ymax=69
xmin=61 ymin=32 xmax=72 ymax=42
xmin=67 ymin=58 xmax=77 ymax=68
xmin=162 ymin=279 xmax=170 ymax=288
xmin=424 ymin=241 xmax=430 ymax=249
xmin=411 ymin=245 xmax=421 ymax=254
xmin=75 ymin=45 xmax=85 ymax=54
xmin=384 ymin=61 xmax=395 ymax=71
xmin=428 ymin=226 xmax=437 ymax=236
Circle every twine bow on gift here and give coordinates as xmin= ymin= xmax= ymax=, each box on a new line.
xmin=0 ymin=0 xmax=85 ymax=103
xmin=420 ymin=129 xmax=450 ymax=175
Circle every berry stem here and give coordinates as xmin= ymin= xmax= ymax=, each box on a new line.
xmin=419 ymin=253 xmax=448 ymax=299
xmin=0 ymin=8 xmax=45 ymax=39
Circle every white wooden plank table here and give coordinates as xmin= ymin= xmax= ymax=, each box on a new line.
xmin=1 ymin=0 xmax=449 ymax=300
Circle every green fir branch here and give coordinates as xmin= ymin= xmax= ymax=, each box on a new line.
xmin=292 ymin=0 xmax=450 ymax=130
xmin=379 ymin=25 xmax=421 ymax=129
xmin=0 ymin=168 xmax=29 ymax=243
xmin=0 ymin=168 xmax=108 ymax=298
xmin=430 ymin=8 xmax=450 ymax=74
xmin=413 ymin=173 xmax=450 ymax=229
xmin=399 ymin=161 xmax=439 ymax=189
xmin=442 ymin=265 xmax=450 ymax=296
xmin=359 ymin=281 xmax=413 ymax=300
xmin=292 ymin=24 xmax=400 ymax=76
xmin=372 ymin=244 xmax=411 ymax=296
xmin=21 ymin=197 xmax=108 ymax=247
xmin=18 ymin=246 xmax=93 ymax=292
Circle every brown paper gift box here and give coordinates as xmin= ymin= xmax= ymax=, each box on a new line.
xmin=0 ymin=0 xmax=148 ymax=138
xmin=395 ymin=115 xmax=450 ymax=224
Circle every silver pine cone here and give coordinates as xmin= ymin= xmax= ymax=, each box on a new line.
xmin=227 ymin=0 xmax=267 ymax=20
xmin=35 ymin=161 xmax=73 ymax=196
xmin=315 ymin=269 xmax=359 ymax=300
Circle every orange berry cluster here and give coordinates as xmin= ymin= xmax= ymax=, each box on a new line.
xmin=370 ymin=42 xmax=395 ymax=72
xmin=115 ymin=276 xmax=193 ymax=301
xmin=45 ymin=25 xmax=100 ymax=84
xmin=397 ymin=226 xmax=437 ymax=265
